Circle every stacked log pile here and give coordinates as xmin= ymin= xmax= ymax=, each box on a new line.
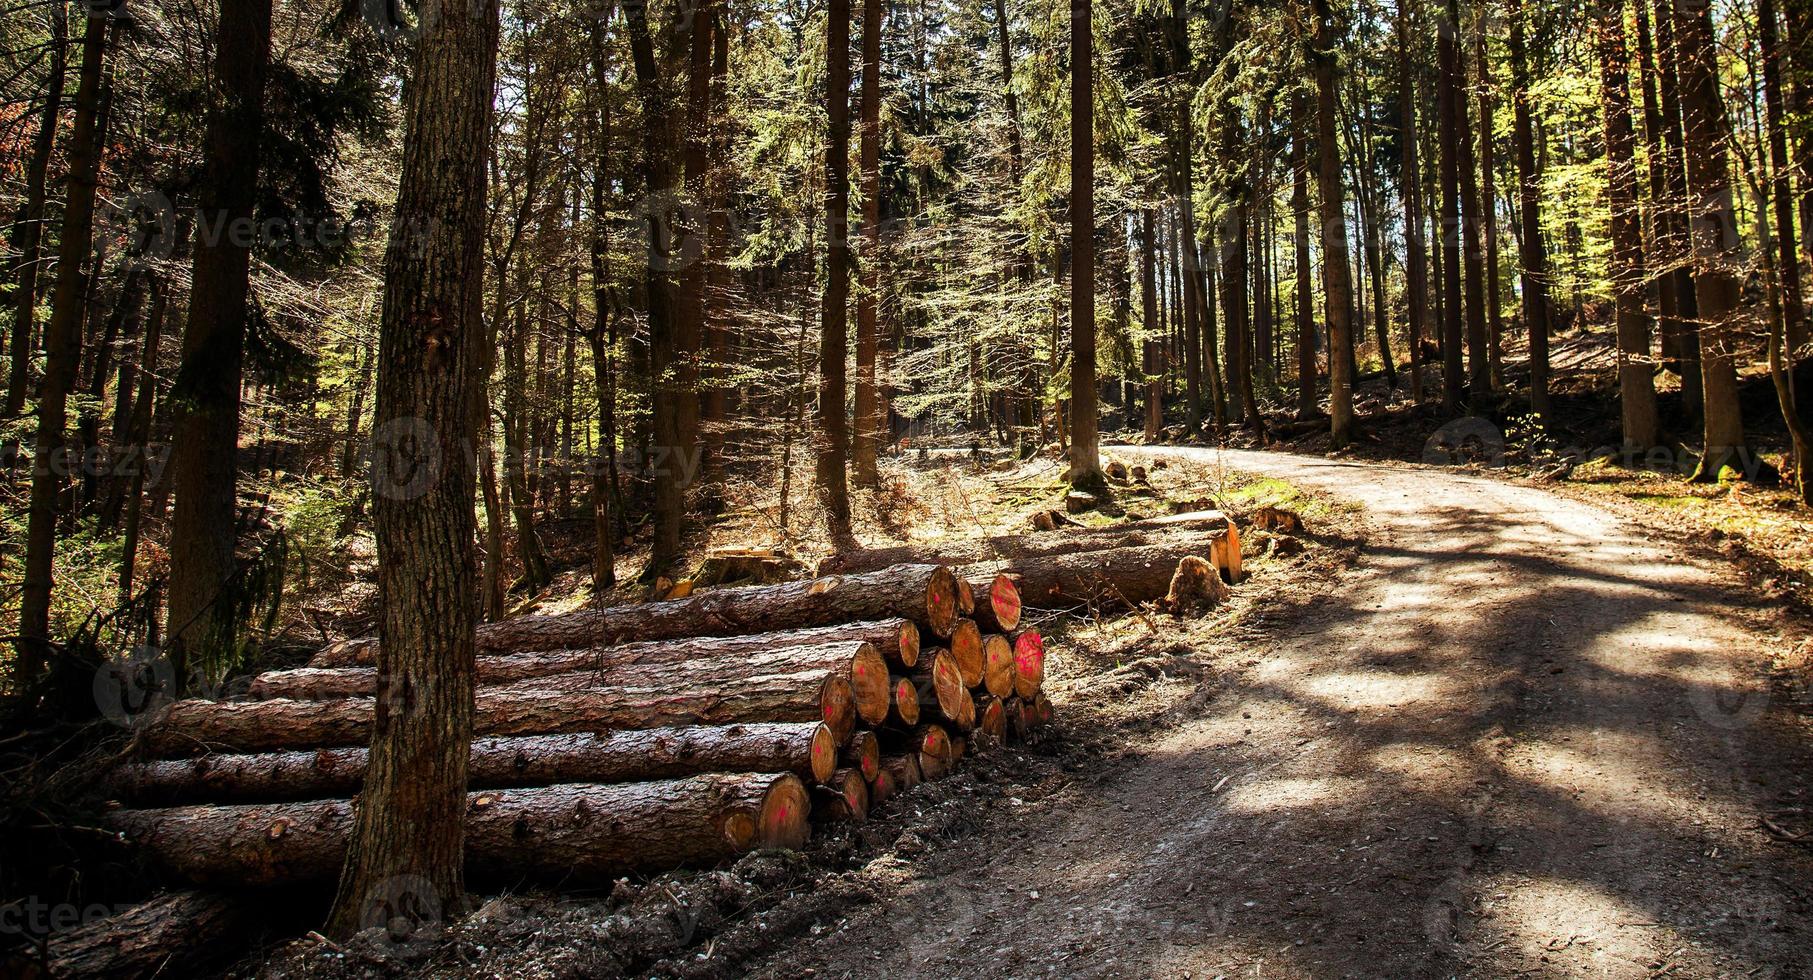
xmin=103 ymin=563 xmax=1051 ymax=891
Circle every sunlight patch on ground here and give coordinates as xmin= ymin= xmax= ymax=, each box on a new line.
xmin=1496 ymin=729 xmax=1724 ymax=827
xmin=1465 ymin=874 xmax=1703 ymax=979
xmin=1292 ymin=669 xmax=1467 ymax=712
xmin=1221 ymin=775 xmax=1370 ymax=815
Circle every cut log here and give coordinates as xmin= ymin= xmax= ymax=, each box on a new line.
xmin=1012 ymin=631 xmax=1045 ymax=700
xmin=956 ymin=577 xmax=976 ymax=615
xmin=145 ymin=674 xmax=858 ymax=756
xmin=974 ymin=694 xmax=1006 ymax=740
xmin=503 ymin=641 xmax=891 ymax=728
xmin=106 ymin=774 xmax=811 ymax=887
xmin=815 ymin=511 xmax=1235 ymax=576
xmin=309 ymin=563 xmax=960 ymax=666
xmin=1004 ymin=697 xmax=1028 ymax=740
xmin=813 ymin=768 xmax=868 ymax=822
xmin=109 ymin=723 xmax=837 ymax=805
xmin=971 ymin=574 xmax=1023 ymax=632
xmin=879 ymin=753 xmax=922 ymax=791
xmin=980 ymin=634 xmax=1013 ymax=698
xmin=907 ymin=649 xmax=965 ymax=728
xmin=948 ymin=619 xmax=983 ymax=688
xmin=967 ymin=542 xmax=1230 ymax=611
xmin=304 ymin=618 xmax=919 ymax=676
xmin=841 ymin=730 xmax=880 ymax=782
xmin=950 ymin=736 xmax=967 ymax=761
xmin=868 ymin=767 xmax=898 ymax=805
xmin=943 ymin=684 xmax=976 ymax=732
xmin=886 ymin=675 xmax=920 ymax=728
xmin=896 ymin=724 xmax=952 ymax=780
xmin=1032 ymin=692 xmax=1054 ymax=727
xmin=15 ymin=889 xmax=251 ymax=979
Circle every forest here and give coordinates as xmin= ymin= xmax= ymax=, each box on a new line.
xmin=4 ymin=0 xmax=1813 ymax=973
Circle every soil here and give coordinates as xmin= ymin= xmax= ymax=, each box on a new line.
xmin=728 ymin=447 xmax=1813 ymax=979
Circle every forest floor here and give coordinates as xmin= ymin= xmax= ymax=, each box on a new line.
xmin=727 ymin=447 xmax=1813 ymax=979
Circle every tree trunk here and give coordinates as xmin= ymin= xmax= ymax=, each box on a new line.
xmin=16 ymin=13 xmax=111 ymax=685
xmin=817 ymin=510 xmax=1235 ymax=575
xmin=1396 ymin=3 xmax=1429 ymax=404
xmin=1446 ymin=0 xmax=1490 ymax=406
xmin=324 ymin=0 xmax=498 ymax=937
xmin=1067 ymin=0 xmax=1101 ymax=486
xmin=111 ymin=724 xmax=837 ymax=805
xmin=1474 ymin=25 xmax=1505 ymax=389
xmin=1596 ymin=6 xmax=1659 ymax=450
xmin=1291 ymin=91 xmax=1318 ymax=419
xmin=1762 ymin=0 xmax=1813 ymax=497
xmin=1653 ymin=0 xmax=1703 ymax=419
xmin=1671 ymin=0 xmax=1750 ymax=479
xmin=967 ymin=538 xmax=1235 ymax=610
xmin=1141 ymin=209 xmax=1163 ymax=436
xmin=624 ymin=0 xmax=687 ymax=573
xmin=817 ymin=0 xmax=855 ymax=541
xmin=117 ymin=775 xmax=810 ymax=889
xmin=1507 ymin=0 xmax=1553 ymax=416
xmin=853 ymin=0 xmax=883 ymax=487
xmin=1310 ymin=0 xmax=1356 ymax=446
xmin=149 ymin=668 xmax=860 ymax=755
xmin=165 ymin=0 xmax=273 ymax=691
xmin=3 ymin=1 xmax=65 ymax=418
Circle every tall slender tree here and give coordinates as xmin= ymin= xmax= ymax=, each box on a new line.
xmin=16 ymin=12 xmax=110 ymax=685
xmin=819 ymin=0 xmax=856 ymax=536
xmin=853 ymin=0 xmax=883 ymax=487
xmin=1670 ymin=0 xmax=1750 ymax=479
xmin=165 ymin=0 xmax=275 ymax=689
xmin=5 ymin=2 xmax=67 ymax=418
xmin=1068 ymin=0 xmax=1102 ymax=486
xmin=325 ymin=0 xmax=500 ymax=936
xmin=1310 ymin=0 xmax=1355 ymax=446
xmin=1595 ymin=1 xmax=1658 ymax=450
xmin=1397 ymin=0 xmax=1428 ymax=404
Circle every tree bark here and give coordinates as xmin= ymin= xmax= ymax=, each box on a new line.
xmin=1474 ymin=24 xmax=1504 ymax=389
xmin=817 ymin=0 xmax=855 ymax=541
xmin=165 ymin=0 xmax=274 ymax=690
xmin=312 ymin=616 xmax=920 ymax=677
xmin=1596 ymin=5 xmax=1660 ymax=450
xmin=1068 ymin=0 xmax=1101 ymax=486
xmin=1309 ymin=0 xmax=1356 ymax=446
xmin=149 ymin=671 xmax=859 ymax=756
xmin=967 ymin=538 xmax=1235 ymax=610
xmin=324 ymin=0 xmax=499 ymax=937
xmin=1653 ymin=0 xmax=1703 ymax=418
xmin=16 ymin=13 xmax=110 ymax=685
xmin=4 ymin=1 xmax=66 ymax=417
xmin=1761 ymin=0 xmax=1811 ymax=496
xmin=116 ymin=775 xmax=810 ymax=889
xmin=816 ymin=510 xmax=1234 ymax=575
xmin=852 ymin=0 xmax=883 ymax=487
xmin=14 ymin=890 xmax=251 ymax=980
xmin=1671 ymin=0 xmax=1750 ymax=479
xmin=1291 ymin=91 xmax=1318 ymax=419
xmin=1507 ymin=0 xmax=1553 ymax=416
xmin=111 ymin=724 xmax=838 ymax=805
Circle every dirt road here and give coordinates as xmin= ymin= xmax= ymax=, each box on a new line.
xmin=747 ymin=449 xmax=1813 ymax=979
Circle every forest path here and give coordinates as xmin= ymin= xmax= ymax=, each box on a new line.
xmin=751 ymin=449 xmax=1813 ymax=979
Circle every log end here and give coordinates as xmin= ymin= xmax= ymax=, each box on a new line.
xmin=987 ymin=574 xmax=1023 ymax=632
xmin=890 ymin=676 xmax=920 ymax=727
xmin=1012 ymin=631 xmax=1045 ymax=700
xmin=822 ymin=677 xmax=857 ymax=742
xmin=981 ymin=634 xmax=1014 ymax=699
xmin=923 ymin=565 xmax=961 ymax=639
xmin=897 ymin=620 xmax=921 ymax=669
xmin=949 ymin=620 xmax=984 ymax=689
xmin=759 ymin=774 xmax=813 ymax=849
xmin=849 ymin=643 xmax=892 ymax=726
xmin=810 ymin=723 xmax=839 ymax=784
